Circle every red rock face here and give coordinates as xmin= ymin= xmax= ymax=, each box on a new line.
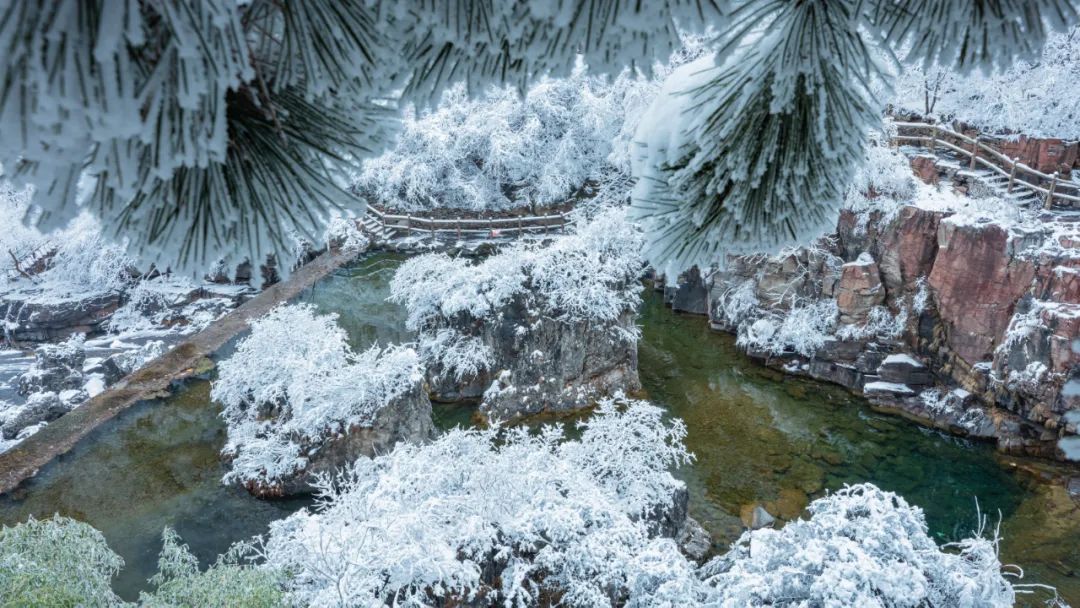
xmin=878 ymin=205 xmax=942 ymax=295
xmin=909 ymin=155 xmax=939 ymax=185
xmin=836 ymin=258 xmax=884 ymax=323
xmin=995 ymin=136 xmax=1079 ymax=176
xmin=928 ymin=220 xmax=1037 ymax=365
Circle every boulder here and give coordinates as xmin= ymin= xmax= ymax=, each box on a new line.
xmin=670 ymin=267 xmax=709 ymax=315
xmin=909 ymin=155 xmax=939 ymax=185
xmin=0 ymin=294 xmax=120 ymax=342
xmin=877 ymin=353 xmax=932 ymax=387
xmin=246 ymin=383 xmax=436 ymax=498
xmin=17 ymin=339 xmax=86 ymax=396
xmin=428 ymin=294 xmax=640 ymax=422
xmin=1 ymin=391 xmax=75 ymax=439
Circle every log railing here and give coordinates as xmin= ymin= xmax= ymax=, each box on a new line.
xmin=890 ymin=121 xmax=1080 ymax=209
xmin=360 ymin=205 xmax=573 ymax=239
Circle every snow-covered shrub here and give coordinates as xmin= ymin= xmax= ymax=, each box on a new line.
xmin=699 ymin=483 xmax=1018 ymax=606
xmin=844 ymin=133 xmax=919 ymax=232
xmin=261 ymin=397 xmax=700 ymax=607
xmin=390 ymin=208 xmax=644 ymax=379
xmin=213 ymin=304 xmax=422 ymax=489
xmin=356 ymin=35 xmax=710 ymax=214
xmin=718 ymin=279 xmax=760 ymax=326
xmin=139 ymin=529 xmax=283 ymax=608
xmin=1 ymin=185 xmax=135 ymax=301
xmin=892 ymin=27 xmax=1080 ymax=139
xmin=737 ymin=299 xmax=839 ymax=357
xmin=0 ymin=516 xmax=126 ymax=607
xmin=356 ymin=70 xmax=643 ymax=212
xmin=323 ymin=215 xmax=369 ymax=253
xmin=836 ymin=305 xmax=909 ymax=341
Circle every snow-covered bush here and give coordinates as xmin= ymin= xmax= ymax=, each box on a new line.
xmin=892 ymin=27 xmax=1080 ymax=139
xmin=737 ymin=299 xmax=839 ymax=357
xmin=844 ymin=133 xmax=919 ymax=231
xmin=836 ymin=305 xmax=909 ymax=341
xmin=356 ymin=71 xmax=635 ymax=212
xmin=356 ymin=36 xmax=711 ymax=214
xmin=390 ymin=208 xmax=644 ymax=380
xmin=1 ymin=185 xmax=135 ymax=301
xmin=699 ymin=484 xmax=1017 ymax=606
xmin=261 ymin=396 xmax=700 ymax=607
xmin=213 ymin=304 xmax=422 ymax=490
xmin=0 ymin=516 xmax=126 ymax=607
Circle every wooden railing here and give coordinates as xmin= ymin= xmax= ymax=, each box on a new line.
xmin=360 ymin=205 xmax=573 ymax=240
xmin=890 ymin=121 xmax=1080 ymax=209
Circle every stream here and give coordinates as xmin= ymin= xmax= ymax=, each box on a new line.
xmin=0 ymin=254 xmax=1077 ymax=605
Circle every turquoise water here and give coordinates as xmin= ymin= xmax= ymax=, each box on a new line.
xmin=0 ymin=255 xmax=1076 ymax=604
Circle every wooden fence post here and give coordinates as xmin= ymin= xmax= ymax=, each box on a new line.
xmin=405 ymin=214 xmax=411 ymax=235
xmin=544 ymin=214 xmax=550 ymax=235
xmin=1007 ymin=158 xmax=1018 ymax=193
xmin=928 ymin=125 xmax=936 ymax=153
xmin=1045 ymin=172 xmax=1058 ymax=210
xmin=968 ymin=135 xmax=980 ymax=170
xmin=456 ymin=220 xmax=461 ymax=240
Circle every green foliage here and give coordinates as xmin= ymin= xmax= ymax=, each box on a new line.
xmin=0 ymin=516 xmax=126 ymax=608
xmin=139 ymin=529 xmax=285 ymax=608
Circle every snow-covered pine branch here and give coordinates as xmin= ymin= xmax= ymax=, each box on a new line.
xmin=212 ymin=303 xmax=427 ymax=494
xmin=3 ymin=1 xmax=1072 ymax=278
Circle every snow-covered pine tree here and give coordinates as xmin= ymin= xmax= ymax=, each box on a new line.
xmin=0 ymin=1 xmax=1074 ymax=276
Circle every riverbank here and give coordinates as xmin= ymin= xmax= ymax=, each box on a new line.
xmin=0 ymin=247 xmax=361 ymax=495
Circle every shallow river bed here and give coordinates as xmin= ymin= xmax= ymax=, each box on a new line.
xmin=0 ymin=255 xmax=1077 ymax=604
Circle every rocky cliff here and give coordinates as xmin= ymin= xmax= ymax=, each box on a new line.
xmin=666 ymin=162 xmax=1080 ymax=462
xmin=428 ymin=293 xmax=641 ymax=422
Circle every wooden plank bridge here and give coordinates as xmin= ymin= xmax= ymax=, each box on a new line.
xmin=355 ymin=205 xmax=573 ymax=244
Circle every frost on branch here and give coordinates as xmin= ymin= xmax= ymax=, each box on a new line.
xmin=700 ymin=484 xmax=1018 ymax=607
xmin=262 ymin=397 xmax=702 ymax=608
xmin=389 ymin=209 xmax=644 ymax=418
xmin=212 ymin=303 xmax=433 ymax=496
xmin=630 ymin=2 xmax=881 ymax=277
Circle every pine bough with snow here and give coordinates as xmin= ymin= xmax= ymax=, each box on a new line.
xmin=389 ymin=209 xmax=644 ymax=420
xmin=212 ymin=304 xmax=434 ymax=497
xmin=3 ymin=1 xmax=1074 ymax=278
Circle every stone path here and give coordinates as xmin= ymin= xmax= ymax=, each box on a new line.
xmin=0 ymin=246 xmax=361 ymax=495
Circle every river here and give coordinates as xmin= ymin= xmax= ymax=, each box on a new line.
xmin=0 ymin=254 xmax=1076 ymax=605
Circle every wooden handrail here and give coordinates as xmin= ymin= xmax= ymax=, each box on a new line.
xmin=358 ymin=205 xmax=574 ymax=241
xmin=890 ymin=122 xmax=1080 ymax=207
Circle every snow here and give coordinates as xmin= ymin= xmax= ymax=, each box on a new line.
xmin=262 ymin=396 xmax=697 ymax=607
xmin=883 ymin=354 xmax=925 ymax=368
xmin=1058 ymin=436 xmax=1080 ymax=461
xmin=864 ymin=381 xmax=917 ymax=395
xmin=212 ymin=304 xmax=421 ymax=489
xmin=890 ymin=27 xmax=1080 ymax=139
